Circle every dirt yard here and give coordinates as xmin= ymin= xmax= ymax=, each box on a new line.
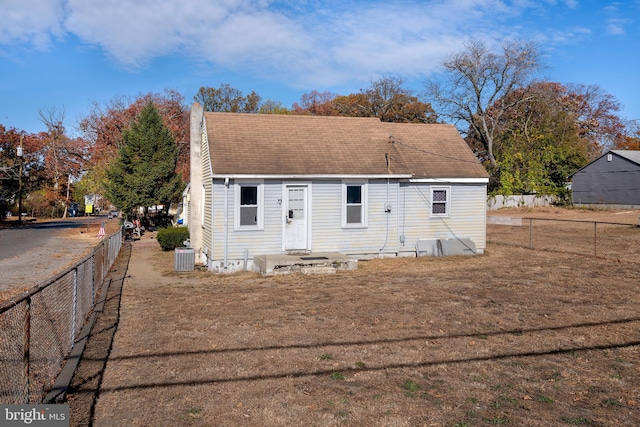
xmin=66 ymin=208 xmax=640 ymax=426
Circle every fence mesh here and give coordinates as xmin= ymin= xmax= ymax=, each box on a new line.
xmin=0 ymin=300 xmax=27 ymax=404
xmin=75 ymin=260 xmax=94 ymax=340
xmin=0 ymin=227 xmax=122 ymax=404
xmin=488 ymin=218 xmax=640 ymax=263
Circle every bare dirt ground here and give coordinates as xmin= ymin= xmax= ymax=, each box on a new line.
xmin=66 ymin=207 xmax=640 ymax=426
xmin=486 ymin=206 xmax=640 ymax=224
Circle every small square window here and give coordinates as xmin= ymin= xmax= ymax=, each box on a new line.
xmin=431 ymin=187 xmax=449 ymax=217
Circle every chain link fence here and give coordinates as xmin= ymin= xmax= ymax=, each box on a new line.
xmin=488 ymin=218 xmax=640 ymax=263
xmin=0 ymin=227 xmax=123 ymax=404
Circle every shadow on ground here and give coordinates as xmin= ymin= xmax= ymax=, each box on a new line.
xmin=65 ymin=244 xmax=131 ymax=427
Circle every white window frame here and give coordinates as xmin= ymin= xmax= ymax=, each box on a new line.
xmin=342 ymin=180 xmax=368 ymax=228
xmin=430 ymin=186 xmax=450 ymax=217
xmin=234 ymin=180 xmax=264 ymax=230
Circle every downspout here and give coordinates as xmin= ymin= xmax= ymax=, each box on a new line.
xmin=224 ymin=177 xmax=229 ymax=270
xmin=210 ymin=178 xmax=215 ymax=270
xmin=379 ymin=137 xmax=394 ymax=253
xmin=379 ymin=177 xmax=390 ymax=253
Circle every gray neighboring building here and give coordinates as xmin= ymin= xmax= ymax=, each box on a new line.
xmin=570 ymin=150 xmax=640 ymax=207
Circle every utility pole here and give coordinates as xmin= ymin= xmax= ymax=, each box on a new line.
xmin=17 ymin=135 xmax=23 ymax=224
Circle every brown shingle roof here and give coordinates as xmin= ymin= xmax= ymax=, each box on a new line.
xmin=204 ymin=112 xmax=488 ymax=179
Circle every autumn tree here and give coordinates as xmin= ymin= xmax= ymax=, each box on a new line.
xmin=106 ymin=102 xmax=184 ymax=217
xmin=0 ymin=127 xmax=25 ymax=208
xmin=79 ymin=90 xmax=190 ymax=201
xmin=294 ymin=77 xmax=437 ymax=123
xmin=292 ymin=90 xmax=337 ymax=115
xmin=258 ymin=100 xmax=291 ymax=115
xmin=426 ymin=39 xmax=543 ymax=166
xmin=194 ymin=84 xmax=261 ymax=113
xmin=476 ymin=83 xmax=584 ymax=195
xmin=472 ymin=82 xmax=626 ymax=197
xmin=37 ymin=108 xmax=89 ymax=217
xmin=365 ymin=76 xmax=438 ymax=123
xmin=0 ymin=127 xmax=39 ymax=217
xmin=612 ymin=121 xmax=640 ymax=150
xmin=564 ymin=83 xmax=626 ymax=152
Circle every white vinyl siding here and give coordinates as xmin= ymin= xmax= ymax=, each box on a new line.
xmin=313 ymin=180 xmax=397 ymax=255
xmin=212 ymin=179 xmax=283 ymax=266
xmin=207 ymin=178 xmax=486 ymax=269
xmin=398 ymin=182 xmax=486 ymax=254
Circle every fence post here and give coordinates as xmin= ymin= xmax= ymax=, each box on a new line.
xmin=91 ymin=250 xmax=97 ymax=302
xmin=594 ymin=222 xmax=597 ymax=257
xmin=72 ymin=267 xmax=78 ymax=343
xmin=23 ymin=295 xmax=31 ymax=403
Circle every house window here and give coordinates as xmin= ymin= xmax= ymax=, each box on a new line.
xmin=430 ymin=187 xmax=450 ymax=217
xmin=235 ymin=181 xmax=263 ymax=229
xmin=342 ymin=180 xmax=367 ymax=227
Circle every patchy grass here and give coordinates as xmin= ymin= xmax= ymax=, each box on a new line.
xmin=67 ymin=208 xmax=640 ymax=426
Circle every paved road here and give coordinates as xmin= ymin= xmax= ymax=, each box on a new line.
xmin=0 ymin=216 xmax=107 ymax=295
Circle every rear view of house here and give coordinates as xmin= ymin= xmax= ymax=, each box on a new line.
xmin=188 ymin=104 xmax=489 ymax=272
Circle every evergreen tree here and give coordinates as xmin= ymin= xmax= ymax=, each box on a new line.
xmin=106 ymin=102 xmax=183 ymax=217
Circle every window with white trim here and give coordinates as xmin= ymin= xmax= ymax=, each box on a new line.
xmin=342 ymin=180 xmax=368 ymax=227
xmin=235 ymin=181 xmax=264 ymax=229
xmin=430 ymin=187 xmax=450 ymax=217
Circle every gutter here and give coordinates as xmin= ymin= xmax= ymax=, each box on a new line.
xmin=212 ymin=173 xmax=413 ymax=179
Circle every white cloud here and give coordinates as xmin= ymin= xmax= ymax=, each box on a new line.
xmin=270 ymin=0 xmax=507 ymax=86
xmin=547 ymin=26 xmax=592 ymax=44
xmin=64 ymin=0 xmax=233 ymax=67
xmin=0 ymin=0 xmax=594 ymax=88
xmin=606 ymin=18 xmax=627 ymax=35
xmin=59 ymin=0 xmax=505 ymax=86
xmin=0 ymin=0 xmax=65 ymax=48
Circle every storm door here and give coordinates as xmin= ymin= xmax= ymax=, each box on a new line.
xmin=284 ymin=185 xmax=308 ymax=251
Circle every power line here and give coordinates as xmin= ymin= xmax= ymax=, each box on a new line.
xmin=394 ymin=140 xmax=484 ymax=165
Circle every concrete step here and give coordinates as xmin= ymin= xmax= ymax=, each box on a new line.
xmin=300 ymin=266 xmax=337 ymax=275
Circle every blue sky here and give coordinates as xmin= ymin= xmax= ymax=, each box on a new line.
xmin=1 ymin=0 xmax=639 ymax=136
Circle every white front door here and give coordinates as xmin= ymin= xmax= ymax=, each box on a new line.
xmin=284 ymin=185 xmax=308 ymax=251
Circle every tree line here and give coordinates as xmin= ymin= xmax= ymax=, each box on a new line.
xmin=1 ymin=39 xmax=639 ymax=219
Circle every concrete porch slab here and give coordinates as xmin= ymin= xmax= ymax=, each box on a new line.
xmin=252 ymin=252 xmax=358 ymax=275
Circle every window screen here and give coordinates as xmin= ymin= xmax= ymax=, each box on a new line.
xmin=432 ymin=189 xmax=448 ymax=215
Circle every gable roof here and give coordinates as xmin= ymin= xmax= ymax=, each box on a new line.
xmin=569 ymin=149 xmax=640 ymax=177
xmin=203 ymin=112 xmax=488 ymax=179
xmin=611 ymin=150 xmax=640 ymax=165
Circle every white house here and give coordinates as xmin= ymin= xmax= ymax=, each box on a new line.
xmin=188 ymin=103 xmax=489 ymax=272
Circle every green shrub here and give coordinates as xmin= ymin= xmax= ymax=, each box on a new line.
xmin=156 ymin=226 xmax=190 ymax=251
